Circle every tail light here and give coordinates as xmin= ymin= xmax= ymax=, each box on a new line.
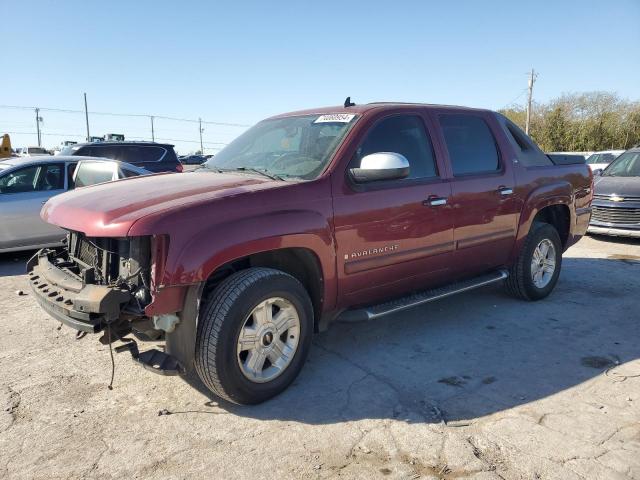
xmin=176 ymin=163 xmax=184 ymax=173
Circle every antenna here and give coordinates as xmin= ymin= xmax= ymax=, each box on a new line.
xmin=344 ymin=97 xmax=355 ymax=108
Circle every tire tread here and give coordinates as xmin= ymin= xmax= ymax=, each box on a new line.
xmin=505 ymin=222 xmax=560 ymax=301
xmin=195 ymin=267 xmax=294 ymax=403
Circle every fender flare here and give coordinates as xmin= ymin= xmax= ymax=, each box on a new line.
xmin=510 ymin=181 xmax=573 ymax=261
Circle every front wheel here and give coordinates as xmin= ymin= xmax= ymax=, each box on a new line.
xmin=505 ymin=222 xmax=562 ymax=301
xmin=195 ymin=268 xmax=313 ymax=405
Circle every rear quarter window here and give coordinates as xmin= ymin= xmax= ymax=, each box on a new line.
xmin=497 ymin=114 xmax=552 ymax=167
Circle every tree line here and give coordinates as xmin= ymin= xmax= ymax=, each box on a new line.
xmin=499 ymin=92 xmax=640 ymax=152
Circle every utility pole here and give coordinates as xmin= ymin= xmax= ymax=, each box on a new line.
xmin=525 ymin=68 xmax=537 ymax=135
xmin=35 ymin=108 xmax=42 ymax=147
xmin=150 ymin=116 xmax=155 ymax=142
xmin=199 ymin=117 xmax=204 ymax=154
xmin=84 ymin=93 xmax=90 ymax=142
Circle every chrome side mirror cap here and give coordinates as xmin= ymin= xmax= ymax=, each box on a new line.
xmin=350 ymin=152 xmax=410 ymax=183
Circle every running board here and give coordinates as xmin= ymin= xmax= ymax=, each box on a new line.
xmin=337 ymin=269 xmax=509 ymax=323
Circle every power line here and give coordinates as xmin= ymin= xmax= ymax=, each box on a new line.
xmin=2 ymin=130 xmax=228 ymax=146
xmin=503 ymin=88 xmax=529 ymax=107
xmin=0 ymin=104 xmax=251 ymax=128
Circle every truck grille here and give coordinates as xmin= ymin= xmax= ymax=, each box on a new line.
xmin=593 ymin=194 xmax=640 ymax=202
xmin=592 ymin=206 xmax=640 ymax=225
xmin=69 ymin=233 xmax=103 ymax=268
xmin=77 ymin=237 xmax=101 ymax=267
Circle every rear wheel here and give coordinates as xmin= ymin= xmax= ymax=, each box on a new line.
xmin=195 ymin=268 xmax=313 ymax=405
xmin=505 ymin=222 xmax=562 ymax=300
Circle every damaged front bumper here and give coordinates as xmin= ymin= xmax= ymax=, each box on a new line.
xmin=28 ymin=248 xmax=185 ymax=376
xmin=27 ymin=250 xmax=131 ymax=333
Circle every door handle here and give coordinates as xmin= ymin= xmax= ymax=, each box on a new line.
xmin=498 ymin=187 xmax=513 ymax=196
xmin=423 ymin=196 xmax=447 ymax=207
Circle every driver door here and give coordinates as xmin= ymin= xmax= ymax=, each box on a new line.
xmin=332 ymin=112 xmax=454 ymax=308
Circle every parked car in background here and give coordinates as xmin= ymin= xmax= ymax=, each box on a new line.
xmin=29 ymin=102 xmax=592 ymax=405
xmin=60 ymin=141 xmax=183 ymax=173
xmin=588 ymin=147 xmax=640 ymax=237
xmin=0 ymin=156 xmax=150 ymax=252
xmin=585 ymin=150 xmax=624 ymax=173
xmin=179 ymin=154 xmax=207 ymax=165
xmin=16 ymin=146 xmax=49 ymax=157
xmin=72 ymin=158 xmax=150 ymax=187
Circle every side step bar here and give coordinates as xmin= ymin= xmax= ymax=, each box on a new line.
xmin=337 ymin=269 xmax=509 ymax=323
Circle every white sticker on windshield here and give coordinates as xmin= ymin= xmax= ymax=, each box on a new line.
xmin=314 ymin=114 xmax=355 ymax=124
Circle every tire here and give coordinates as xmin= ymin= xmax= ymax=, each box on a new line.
xmin=195 ymin=267 xmax=313 ymax=405
xmin=505 ymin=222 xmax=562 ymax=301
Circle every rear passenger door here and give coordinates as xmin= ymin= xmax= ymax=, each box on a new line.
xmin=435 ymin=110 xmax=519 ymax=275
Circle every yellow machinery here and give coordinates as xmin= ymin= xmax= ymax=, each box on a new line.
xmin=0 ymin=134 xmax=12 ymax=158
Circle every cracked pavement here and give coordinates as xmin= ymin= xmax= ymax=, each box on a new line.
xmin=0 ymin=234 xmax=639 ymax=479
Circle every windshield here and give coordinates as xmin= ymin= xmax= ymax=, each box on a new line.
xmin=203 ymin=114 xmax=357 ymax=180
xmin=603 ymin=151 xmax=640 ymax=177
xmin=586 ymin=153 xmax=616 ymax=165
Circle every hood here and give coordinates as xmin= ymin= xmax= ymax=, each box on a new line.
xmin=42 ymin=171 xmax=282 ymax=237
xmin=594 ymin=175 xmax=640 ymax=197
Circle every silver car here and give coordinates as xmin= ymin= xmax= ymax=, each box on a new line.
xmin=0 ymin=155 xmax=150 ymax=253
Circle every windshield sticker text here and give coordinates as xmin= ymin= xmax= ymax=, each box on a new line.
xmin=314 ymin=114 xmax=355 ymax=124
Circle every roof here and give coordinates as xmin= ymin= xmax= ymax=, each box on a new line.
xmin=0 ymin=155 xmax=113 ymax=169
xmin=68 ymin=141 xmax=175 ymax=148
xmin=268 ymin=102 xmax=489 ymax=120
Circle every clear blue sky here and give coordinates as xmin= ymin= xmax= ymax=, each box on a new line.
xmin=2 ymin=0 xmax=639 ymax=154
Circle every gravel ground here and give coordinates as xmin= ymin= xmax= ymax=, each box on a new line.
xmin=1 ymin=234 xmax=639 ymax=480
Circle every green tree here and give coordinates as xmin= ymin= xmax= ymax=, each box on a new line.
xmin=499 ymin=92 xmax=640 ymax=152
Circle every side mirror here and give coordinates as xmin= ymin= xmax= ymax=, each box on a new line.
xmin=350 ymin=152 xmax=410 ymax=183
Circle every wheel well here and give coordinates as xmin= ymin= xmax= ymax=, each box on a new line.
xmin=203 ymin=248 xmax=324 ymax=331
xmin=534 ymin=205 xmax=570 ymax=248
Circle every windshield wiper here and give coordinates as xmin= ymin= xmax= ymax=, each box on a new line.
xmin=201 ymin=165 xmax=284 ymax=181
xmin=233 ymin=167 xmax=282 ymax=180
xmin=230 ymin=167 xmax=284 ymax=181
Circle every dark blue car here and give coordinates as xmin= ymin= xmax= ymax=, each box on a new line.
xmin=61 ymin=141 xmax=182 ymax=173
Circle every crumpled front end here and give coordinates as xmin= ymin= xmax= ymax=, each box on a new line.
xmin=27 ymin=232 xmax=151 ymax=333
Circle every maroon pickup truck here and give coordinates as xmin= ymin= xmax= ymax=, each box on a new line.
xmin=28 ymin=102 xmax=593 ymax=404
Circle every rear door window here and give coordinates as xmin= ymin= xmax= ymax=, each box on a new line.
xmin=37 ymin=163 xmax=65 ymax=190
xmin=439 ymin=114 xmax=500 ymax=175
xmin=85 ymin=145 xmax=123 ymax=160
xmin=121 ymin=146 xmax=166 ymax=163
xmin=74 ymin=161 xmax=116 ymax=187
